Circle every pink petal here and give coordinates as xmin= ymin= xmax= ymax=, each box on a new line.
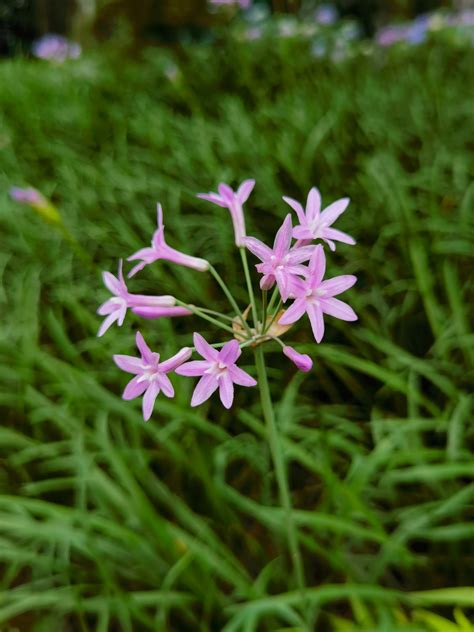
xmin=117 ymin=259 xmax=125 ymax=286
xmin=322 ymin=227 xmax=355 ymax=246
xmin=244 ymin=237 xmax=272 ymax=262
xmin=282 ymin=196 xmax=306 ymax=225
xmin=155 ymin=373 xmax=174 ymax=398
xmin=308 ymin=304 xmax=325 ymax=343
xmin=278 ymin=298 xmax=307 ymax=325
xmin=287 ymin=245 xmax=314 ymax=265
xmin=97 ymin=299 xmax=117 ymax=316
xmin=219 ymin=373 xmax=234 ymax=409
xmin=306 ymin=187 xmax=321 ymax=223
xmin=128 ymin=294 xmax=176 ymax=307
xmin=197 ymin=193 xmax=227 ymax=207
xmin=319 ymin=274 xmax=357 ymax=297
xmin=102 ymin=271 xmax=121 ymax=295
xmin=152 ymin=227 xmax=166 ymax=251
xmin=308 ymin=245 xmax=326 ymax=286
xmin=228 ymin=365 xmax=257 ymax=387
xmin=259 ymin=273 xmax=275 ymax=291
xmin=142 ymin=381 xmax=160 ymax=421
xmin=113 ymin=354 xmax=144 ymax=374
xmin=117 ymin=303 xmax=127 ymax=327
xmin=319 ymin=197 xmax=349 ymax=226
xmin=136 ymin=331 xmax=155 ymax=364
xmin=218 ymin=183 xmax=235 ymax=203
xmin=236 ymin=179 xmax=255 ymax=204
xmin=292 ymin=225 xmax=314 ymax=240
xmin=218 ymin=339 xmax=241 ymax=365
xmin=273 ymin=214 xmax=292 ymax=259
xmin=191 ymin=374 xmax=219 ymax=407
xmin=97 ymin=312 xmax=119 ymax=337
xmin=175 ymin=360 xmax=210 ymax=377
xmin=156 ymin=203 xmax=164 ymax=230
xmin=123 ymin=375 xmax=148 ymax=400
xmin=193 ymin=333 xmax=219 ymax=362
xmin=159 ymin=347 xmax=193 ymax=372
xmin=127 ymin=261 xmax=147 ymax=278
xmin=321 ymin=297 xmax=358 ymax=321
xmin=127 ymin=247 xmax=156 ymax=262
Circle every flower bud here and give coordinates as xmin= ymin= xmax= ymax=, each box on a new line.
xmin=282 ymin=346 xmax=313 ymax=372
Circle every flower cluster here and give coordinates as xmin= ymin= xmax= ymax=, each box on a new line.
xmin=32 ymin=34 xmax=81 ymax=62
xmin=99 ymin=182 xmax=357 ymax=420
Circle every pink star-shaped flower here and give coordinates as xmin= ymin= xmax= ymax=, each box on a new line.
xmin=244 ymin=214 xmax=314 ymax=301
xmin=114 ymin=332 xmax=192 ymax=420
xmin=127 ymin=203 xmax=209 ymax=277
xmin=198 ymin=179 xmax=255 ymax=247
xmin=97 ymin=260 xmax=176 ymax=337
xmin=175 ymin=333 xmax=256 ymax=408
xmin=283 ymin=187 xmax=355 ymax=251
xmin=278 ymin=245 xmax=357 ymax=342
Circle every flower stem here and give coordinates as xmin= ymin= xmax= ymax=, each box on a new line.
xmin=261 ymin=290 xmax=268 ymax=331
xmin=253 ymin=345 xmax=307 ymax=620
xmin=240 ymin=247 xmax=258 ymax=329
xmin=209 ymin=264 xmax=251 ymax=334
xmin=266 ymin=286 xmax=279 ymax=316
xmin=263 ymin=299 xmax=283 ymax=334
xmin=175 ymin=299 xmax=236 ymax=335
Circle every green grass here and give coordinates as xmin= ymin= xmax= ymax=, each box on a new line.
xmin=0 ymin=34 xmax=473 ymax=631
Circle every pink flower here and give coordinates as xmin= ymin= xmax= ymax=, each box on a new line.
xmin=97 ymin=260 xmax=176 ymax=337
xmin=10 ymin=186 xmax=46 ymax=206
xmin=175 ymin=333 xmax=256 ymax=408
xmin=244 ymin=214 xmax=314 ymax=301
xmin=278 ymin=245 xmax=357 ymax=343
xmin=32 ymin=34 xmax=81 ymax=62
xmin=131 ymin=306 xmax=191 ymax=319
xmin=282 ymin=346 xmax=313 ymax=372
xmin=114 ymin=332 xmax=191 ymax=421
xmin=283 ymin=187 xmax=355 ymax=251
xmin=127 ymin=204 xmax=210 ymax=277
xmin=198 ymin=180 xmax=255 ymax=247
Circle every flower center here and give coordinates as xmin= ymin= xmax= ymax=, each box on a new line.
xmin=206 ymin=360 xmax=228 ymax=380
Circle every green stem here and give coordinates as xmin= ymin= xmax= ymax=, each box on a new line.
xmin=253 ymin=345 xmax=307 ymax=621
xmin=261 ymin=290 xmax=268 ymax=331
xmin=240 ymin=247 xmax=258 ymax=330
xmin=263 ymin=299 xmax=283 ymax=335
xmin=266 ymin=286 xmax=280 ymax=316
xmin=175 ymin=299 xmax=236 ymax=335
xmin=209 ymin=264 xmax=251 ymax=335
xmin=197 ymin=307 xmax=236 ymax=323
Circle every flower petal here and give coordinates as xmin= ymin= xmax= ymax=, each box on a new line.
xmin=193 ymin=332 xmax=219 ymax=362
xmin=308 ymin=303 xmax=325 ymax=343
xmin=228 ymin=365 xmax=257 ymax=387
xmin=282 ymin=196 xmax=306 ymax=225
xmin=191 ymin=374 xmax=219 ymax=407
xmin=135 ymin=331 xmax=155 ymax=364
xmin=123 ymin=375 xmax=148 ymax=400
xmin=97 ymin=299 xmax=117 ymax=316
xmin=142 ymin=381 xmax=160 ymax=421
xmin=278 ymin=298 xmax=307 ymax=325
xmin=308 ymin=244 xmax=326 ymax=286
xmin=113 ymin=354 xmax=144 ymax=374
xmin=132 ymin=306 xmax=191 ymax=319
xmin=127 ymin=260 xmax=147 ymax=278
xmin=102 ymin=271 xmax=121 ymax=295
xmin=306 ymin=187 xmax=321 ymax=223
xmin=155 ymin=373 xmax=174 ymax=398
xmin=236 ymin=179 xmax=255 ymax=204
xmin=321 ymin=297 xmax=358 ymax=321
xmin=244 ymin=237 xmax=272 ymax=262
xmin=156 ymin=203 xmax=164 ymax=230
xmin=320 ymin=197 xmax=349 ymax=226
xmin=218 ymin=183 xmax=235 ymax=203
xmin=175 ymin=360 xmax=210 ymax=377
xmin=218 ymin=339 xmax=241 ymax=365
xmin=273 ymin=214 xmax=292 ymax=258
xmin=292 ymin=225 xmax=314 ymax=240
xmin=197 ymin=193 xmax=227 ymax=207
xmin=159 ymin=347 xmax=193 ymax=372
xmin=219 ymin=373 xmax=234 ymax=409
xmin=319 ymin=274 xmax=357 ymax=297
xmin=97 ymin=312 xmax=119 ymax=337
xmin=322 ymin=227 xmax=356 ymax=246
xmin=287 ymin=245 xmax=314 ymax=265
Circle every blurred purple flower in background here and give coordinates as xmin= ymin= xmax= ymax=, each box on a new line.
xmin=10 ymin=186 xmax=46 ymax=206
xmin=314 ymin=4 xmax=338 ymax=26
xmin=32 ymin=34 xmax=81 ymax=62
xmin=209 ymin=0 xmax=251 ymax=9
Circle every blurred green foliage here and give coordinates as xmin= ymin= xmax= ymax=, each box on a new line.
xmin=0 ymin=32 xmax=473 ymax=631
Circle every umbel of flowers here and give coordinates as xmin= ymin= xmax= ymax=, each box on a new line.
xmin=98 ymin=180 xmax=357 ymax=421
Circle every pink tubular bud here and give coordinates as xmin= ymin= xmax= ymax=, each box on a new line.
xmin=282 ymin=346 xmax=313 ymax=372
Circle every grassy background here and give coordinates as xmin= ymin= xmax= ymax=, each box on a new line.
xmin=0 ymin=35 xmax=473 ymax=631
